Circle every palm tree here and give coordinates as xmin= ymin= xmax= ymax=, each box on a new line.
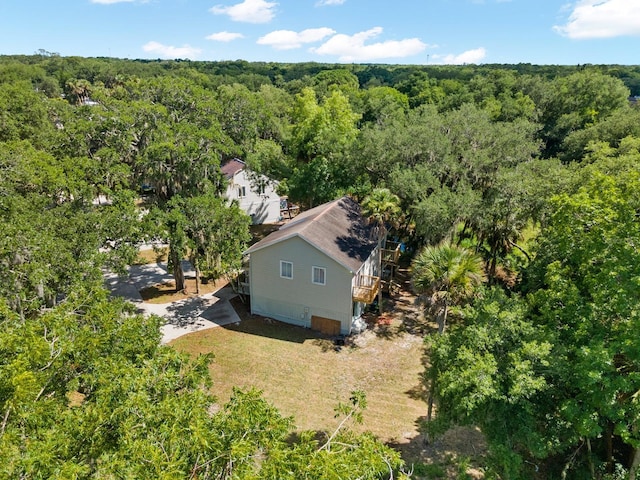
xmin=411 ymin=240 xmax=485 ymax=334
xmin=65 ymin=78 xmax=92 ymax=105
xmin=411 ymin=240 xmax=485 ymax=443
xmin=361 ymin=188 xmax=401 ymax=235
xmin=361 ymin=188 xmax=401 ymax=313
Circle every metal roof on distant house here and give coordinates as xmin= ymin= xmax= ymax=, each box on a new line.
xmin=221 ymin=158 xmax=246 ymax=179
xmin=245 ymin=196 xmax=376 ymax=273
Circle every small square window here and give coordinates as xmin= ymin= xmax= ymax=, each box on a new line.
xmin=238 ymin=186 xmax=246 ymax=198
xmin=312 ymin=266 xmax=326 ymax=285
xmin=280 ymin=261 xmax=293 ymax=279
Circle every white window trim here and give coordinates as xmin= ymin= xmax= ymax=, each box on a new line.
xmin=312 ymin=266 xmax=326 ymax=285
xmin=238 ymin=186 xmax=246 ymax=198
xmin=280 ymin=260 xmax=293 ymax=279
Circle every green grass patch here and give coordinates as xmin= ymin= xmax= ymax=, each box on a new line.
xmin=171 ymin=297 xmax=427 ymax=444
xmin=413 ymin=462 xmax=447 ymax=479
xmin=133 ymin=247 xmax=169 ymax=265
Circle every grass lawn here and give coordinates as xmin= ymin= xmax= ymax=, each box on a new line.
xmin=171 ymin=296 xmax=427 ymax=446
xmin=124 ymin=232 xmax=487 ymax=474
xmin=168 ymin=268 xmax=487 ymax=475
xmin=134 ymin=247 xmax=169 ymax=265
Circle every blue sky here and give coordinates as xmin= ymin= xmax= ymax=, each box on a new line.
xmin=1 ymin=0 xmax=639 ymax=65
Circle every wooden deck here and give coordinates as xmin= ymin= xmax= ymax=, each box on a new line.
xmin=279 ymin=196 xmax=300 ymax=220
xmin=352 ymin=275 xmax=380 ymax=304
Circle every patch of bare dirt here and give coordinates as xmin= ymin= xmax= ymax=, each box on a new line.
xmin=249 ymin=223 xmax=283 ymax=245
xmin=139 ymin=277 xmax=228 ymax=303
xmin=363 ymin=267 xmax=438 ymax=338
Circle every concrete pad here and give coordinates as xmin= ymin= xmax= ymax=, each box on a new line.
xmin=201 ymin=294 xmax=242 ymax=326
xmin=160 ymin=318 xmax=220 ymax=344
xmin=159 ymin=293 xmax=241 ymax=344
xmin=103 ymin=270 xmax=143 ymax=303
xmin=105 ymin=264 xmax=242 ymax=344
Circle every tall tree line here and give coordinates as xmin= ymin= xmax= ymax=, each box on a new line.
xmin=1 ymin=54 xmax=639 ymax=477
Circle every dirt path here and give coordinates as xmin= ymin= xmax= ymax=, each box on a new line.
xmin=368 ymin=266 xmax=487 ymax=478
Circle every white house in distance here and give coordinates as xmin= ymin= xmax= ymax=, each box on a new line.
xmin=221 ymin=158 xmax=281 ymax=224
xmin=244 ymin=196 xmax=385 ymax=336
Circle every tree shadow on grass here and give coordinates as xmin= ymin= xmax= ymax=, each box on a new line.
xmin=405 ymin=382 xmax=429 ymax=403
xmin=225 ymin=297 xmax=324 ymax=344
xmin=312 ymin=338 xmax=348 ymax=353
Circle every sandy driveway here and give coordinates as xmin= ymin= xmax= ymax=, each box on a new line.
xmin=104 ymin=260 xmax=241 ymax=343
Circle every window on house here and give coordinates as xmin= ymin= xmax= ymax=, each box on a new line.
xmin=280 ymin=261 xmax=293 ymax=279
xmin=312 ymin=266 xmax=326 ymax=285
xmin=238 ymin=186 xmax=246 ymax=198
xmin=258 ymin=184 xmax=266 ymax=195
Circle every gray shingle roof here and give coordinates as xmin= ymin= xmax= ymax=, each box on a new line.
xmin=245 ymin=196 xmax=376 ymax=273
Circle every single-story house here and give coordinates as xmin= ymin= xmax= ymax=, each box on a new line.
xmin=222 ymin=158 xmax=281 ymax=224
xmin=244 ymin=196 xmax=382 ymax=335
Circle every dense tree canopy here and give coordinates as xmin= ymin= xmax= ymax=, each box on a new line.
xmin=0 ymin=293 xmax=406 ymax=479
xmin=1 ymin=54 xmax=639 ymax=478
xmin=428 ymin=167 xmax=640 ymax=479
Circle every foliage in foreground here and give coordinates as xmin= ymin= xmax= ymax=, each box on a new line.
xmin=0 ymin=291 xmax=405 ymax=479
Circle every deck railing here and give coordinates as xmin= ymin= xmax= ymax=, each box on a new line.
xmin=381 ymin=241 xmax=401 ymax=265
xmin=352 ymin=274 xmax=380 ymax=304
xmin=231 ymin=269 xmax=250 ymax=295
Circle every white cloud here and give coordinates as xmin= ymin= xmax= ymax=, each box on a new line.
xmin=258 ymin=28 xmax=336 ymax=50
xmin=211 ymin=0 xmax=277 ymax=23
xmin=436 ymin=47 xmax=487 ymax=65
xmin=206 ymin=31 xmax=245 ymax=42
xmin=316 ymin=0 xmax=346 ymax=6
xmin=311 ymin=27 xmax=427 ymax=62
xmin=142 ymin=41 xmax=202 ymax=59
xmin=554 ymin=0 xmax=640 ymax=39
